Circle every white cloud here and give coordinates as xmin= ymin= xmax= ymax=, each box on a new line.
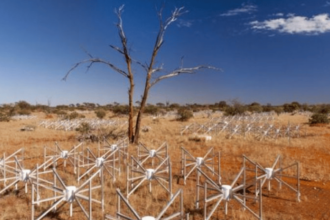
xmin=324 ymin=1 xmax=330 ymax=7
xmin=177 ymin=19 xmax=192 ymax=28
xmin=250 ymin=14 xmax=330 ymax=34
xmin=220 ymin=4 xmax=257 ymax=17
xmin=274 ymin=13 xmax=284 ymax=17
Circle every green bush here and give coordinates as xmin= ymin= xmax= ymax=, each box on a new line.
xmin=224 ymin=105 xmax=246 ymax=116
xmin=95 ymin=109 xmax=106 ymax=119
xmin=0 ymin=112 xmax=10 ymax=122
xmin=309 ymin=113 xmax=329 ymax=125
xmin=144 ymin=105 xmax=159 ymax=115
xmin=76 ymin=122 xmax=92 ymax=135
xmin=224 ymin=100 xmax=246 ymax=116
xmin=247 ymin=102 xmax=263 ymax=113
xmin=16 ymin=100 xmax=31 ymax=110
xmin=177 ymin=108 xmax=193 ymax=121
xmin=54 ymin=110 xmax=68 ymax=117
xmin=17 ymin=109 xmax=31 ymax=115
xmin=112 ymin=105 xmax=129 ymax=115
xmin=68 ymin=111 xmax=79 ymax=120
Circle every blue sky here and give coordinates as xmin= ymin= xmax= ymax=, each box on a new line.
xmin=1 ymin=0 xmax=330 ymax=106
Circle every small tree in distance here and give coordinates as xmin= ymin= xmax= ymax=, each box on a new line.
xmin=63 ymin=5 xmax=219 ymax=143
xmin=177 ymin=107 xmax=193 ymax=121
xmin=95 ymin=109 xmax=106 ymax=119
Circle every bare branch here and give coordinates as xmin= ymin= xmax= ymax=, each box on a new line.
xmin=135 ymin=60 xmax=148 ymax=72
xmin=80 ymin=46 xmax=93 ymax=58
xmin=109 ymin=44 xmax=124 ymax=55
xmin=151 ymin=63 xmax=164 ymax=74
xmin=62 ymin=58 xmax=129 ymax=81
xmin=85 ymin=61 xmax=95 ymax=73
xmin=114 ymin=5 xmax=131 ymax=61
xmin=150 ymin=65 xmax=221 ymax=88
xmin=154 ymin=7 xmax=187 ymax=52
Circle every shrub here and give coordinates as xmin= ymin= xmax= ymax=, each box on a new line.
xmin=17 ymin=109 xmax=31 ymax=115
xmin=95 ymin=109 xmax=106 ymax=119
xmin=68 ymin=111 xmax=79 ymax=120
xmin=316 ymin=104 xmax=330 ymax=114
xmin=144 ymin=105 xmax=159 ymax=115
xmin=247 ymin=102 xmax=263 ymax=113
xmin=224 ymin=100 xmax=246 ymax=116
xmin=54 ymin=110 xmax=68 ymax=118
xmin=273 ymin=106 xmax=283 ymax=115
xmin=112 ymin=105 xmax=129 ymax=115
xmin=0 ymin=112 xmax=10 ymax=122
xmin=177 ymin=108 xmax=193 ymax=121
xmin=16 ymin=100 xmax=31 ymax=110
xmin=224 ymin=105 xmax=246 ymax=116
xmin=76 ymin=122 xmax=92 ymax=135
xmin=309 ymin=113 xmax=329 ymax=125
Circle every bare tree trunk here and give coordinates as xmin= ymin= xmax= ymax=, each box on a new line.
xmin=128 ymin=75 xmax=135 ymax=143
xmin=134 ymin=85 xmax=150 ymax=144
xmin=133 ymin=42 xmax=157 ymax=143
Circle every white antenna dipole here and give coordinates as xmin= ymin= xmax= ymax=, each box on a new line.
xmin=243 ymin=155 xmax=300 ymax=202
xmin=127 ymin=156 xmax=172 ymax=199
xmin=198 ymin=167 xmax=263 ymax=220
xmin=77 ymin=146 xmax=120 ymax=183
xmin=180 ymin=147 xmax=221 ymax=186
xmin=137 ymin=142 xmax=168 ymax=167
xmin=43 ymin=142 xmax=83 ymax=173
xmin=31 ymin=167 xmax=104 ymax=220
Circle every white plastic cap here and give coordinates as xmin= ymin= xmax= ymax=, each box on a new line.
xmin=142 ymin=217 xmax=156 ymax=220
xmin=265 ymin=168 xmax=273 ymax=179
xmin=196 ymin=157 xmax=204 ymax=166
xmin=146 ymin=169 xmax=155 ymax=180
xmin=149 ymin=150 xmax=156 ymax=157
xmin=64 ymin=186 xmax=77 ymax=202
xmin=221 ymin=185 xmax=232 ymax=200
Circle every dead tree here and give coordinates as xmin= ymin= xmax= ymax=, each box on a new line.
xmin=63 ymin=5 xmax=135 ymax=142
xmin=63 ymin=5 xmax=220 ymax=144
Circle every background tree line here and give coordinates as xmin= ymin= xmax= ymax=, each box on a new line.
xmin=1 ymin=100 xmax=330 ymax=125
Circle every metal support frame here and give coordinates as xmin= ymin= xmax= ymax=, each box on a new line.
xmin=228 ymin=124 xmax=241 ymax=139
xmin=31 ymin=168 xmax=104 ymax=220
xmin=180 ymin=147 xmax=221 ymax=185
xmin=126 ymin=156 xmax=172 ymax=199
xmin=99 ymin=138 xmax=129 ymax=173
xmin=43 ymin=142 xmax=83 ymax=173
xmin=105 ymin=188 xmax=186 ymax=220
xmin=77 ymin=146 xmax=120 ymax=182
xmin=0 ymin=155 xmax=53 ymax=195
xmin=0 ymin=148 xmax=25 ymax=193
xmin=180 ymin=123 xmax=201 ymax=136
xmin=137 ymin=142 xmax=168 ymax=167
xmin=243 ymin=155 xmax=300 ymax=202
xmin=198 ymin=167 xmax=263 ymax=220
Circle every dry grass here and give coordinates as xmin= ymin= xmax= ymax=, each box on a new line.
xmin=0 ymin=112 xmax=329 ymax=219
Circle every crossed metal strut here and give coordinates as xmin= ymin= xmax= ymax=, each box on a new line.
xmin=43 ymin=142 xmax=83 ymax=173
xmin=0 ymin=155 xmax=54 ymax=195
xmin=126 ymin=156 xmax=172 ymax=199
xmin=77 ymin=145 xmax=121 ymax=183
xmin=180 ymin=147 xmax=221 ymax=185
xmin=137 ymin=142 xmax=168 ymax=167
xmin=31 ymin=168 xmax=104 ymax=220
xmin=0 ymin=148 xmax=25 ymax=193
xmin=243 ymin=155 xmax=300 ymax=202
xmin=197 ymin=167 xmax=263 ymax=220
xmin=105 ymin=188 xmax=187 ymax=220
